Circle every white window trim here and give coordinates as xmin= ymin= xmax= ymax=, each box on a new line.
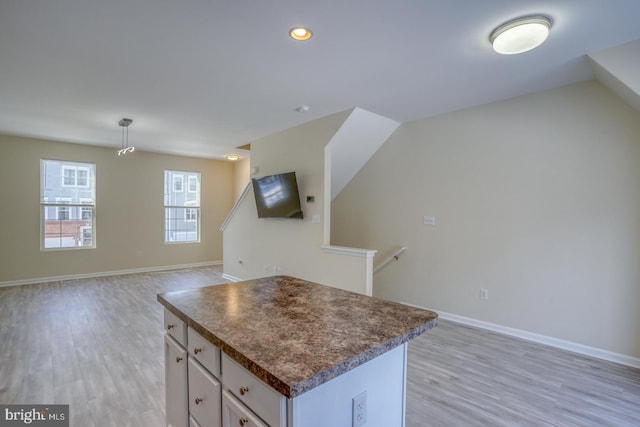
xmin=41 ymin=160 xmax=96 ymax=251
xmin=165 ymin=170 xmax=201 ymax=244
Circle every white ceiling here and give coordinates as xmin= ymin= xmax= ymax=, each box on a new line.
xmin=1 ymin=0 xmax=639 ymax=160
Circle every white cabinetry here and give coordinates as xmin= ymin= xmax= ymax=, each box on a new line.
xmin=165 ymin=324 xmax=188 ymax=427
xmin=164 ymin=309 xmax=223 ymax=427
xmin=164 ymin=310 xmax=409 ymax=427
xmin=222 ymin=390 xmax=268 ymax=427
xmin=188 ymin=357 xmax=221 ymax=426
xmin=221 ymin=354 xmax=285 ymax=427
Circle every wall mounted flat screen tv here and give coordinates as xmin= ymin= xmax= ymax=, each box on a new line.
xmin=252 ymin=172 xmax=304 ymax=219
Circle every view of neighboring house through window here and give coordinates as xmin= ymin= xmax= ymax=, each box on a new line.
xmin=164 ymin=170 xmax=200 ymax=243
xmin=41 ymin=160 xmax=96 ymax=249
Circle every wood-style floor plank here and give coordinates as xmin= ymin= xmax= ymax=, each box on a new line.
xmin=406 ymin=320 xmax=640 ymax=426
xmin=1 ymin=266 xmax=639 ymax=426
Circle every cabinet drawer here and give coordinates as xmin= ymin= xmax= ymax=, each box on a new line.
xmin=188 ymin=327 xmax=221 ymax=378
xmin=188 ymin=357 xmax=222 ymax=427
xmin=165 ymin=309 xmax=187 ymax=347
xmin=222 ymin=390 xmax=267 ymax=427
xmin=221 ymin=354 xmax=285 ymax=427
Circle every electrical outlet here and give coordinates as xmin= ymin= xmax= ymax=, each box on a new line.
xmin=423 ymin=215 xmax=435 ymax=225
xmin=480 ymin=288 xmax=489 ymax=300
xmin=352 ymin=391 xmax=367 ymax=427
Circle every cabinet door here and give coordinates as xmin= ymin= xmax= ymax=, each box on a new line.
xmin=188 ymin=357 xmax=221 ymax=427
xmin=165 ymin=334 xmax=189 ymax=427
xmin=221 ymin=390 xmax=267 ymax=427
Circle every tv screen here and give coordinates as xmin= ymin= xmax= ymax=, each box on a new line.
xmin=252 ymin=172 xmax=304 ymax=219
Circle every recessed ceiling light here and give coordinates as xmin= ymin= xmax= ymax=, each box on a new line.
xmin=225 ymin=154 xmax=240 ymax=161
xmin=490 ymin=15 xmax=552 ymax=55
xmin=294 ymin=105 xmax=311 ymax=113
xmin=289 ymin=27 xmax=312 ymax=41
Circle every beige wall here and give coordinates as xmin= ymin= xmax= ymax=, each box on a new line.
xmin=0 ymin=135 xmax=234 ymax=283
xmin=233 ymin=157 xmax=250 ymax=200
xmin=223 ymin=110 xmax=375 ymax=294
xmin=331 ymin=81 xmax=640 ymax=358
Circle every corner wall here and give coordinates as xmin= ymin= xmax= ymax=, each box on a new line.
xmin=222 ymin=110 xmax=376 ymax=294
xmin=233 ymin=157 xmax=250 ymax=201
xmin=331 ymin=81 xmax=640 ymax=359
xmin=0 ymin=134 xmax=234 ymax=283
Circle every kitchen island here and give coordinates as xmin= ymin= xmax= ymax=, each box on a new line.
xmin=158 ymin=275 xmax=437 ymax=427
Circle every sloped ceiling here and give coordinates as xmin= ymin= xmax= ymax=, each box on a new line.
xmin=589 ymin=40 xmax=640 ymax=113
xmin=1 ymin=0 xmax=639 ymax=159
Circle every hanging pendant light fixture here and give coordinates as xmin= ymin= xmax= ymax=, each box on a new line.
xmin=117 ymin=118 xmax=135 ymax=156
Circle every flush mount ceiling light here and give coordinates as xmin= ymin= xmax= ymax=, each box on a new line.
xmin=490 ymin=15 xmax=552 ymax=55
xmin=117 ymin=118 xmax=134 ymax=156
xmin=289 ymin=27 xmax=312 ymax=41
xmin=225 ymin=154 xmax=240 ymax=161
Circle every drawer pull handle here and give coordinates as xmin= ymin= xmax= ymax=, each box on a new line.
xmin=239 ymin=386 xmax=249 ymax=396
xmin=194 ymin=397 xmax=203 ymax=405
xmin=239 ymin=418 xmax=249 ymax=426
xmin=167 ymin=323 xmax=175 ymax=330
xmin=194 ymin=347 xmax=202 ymax=354
xmin=176 ymin=357 xmax=183 ymax=363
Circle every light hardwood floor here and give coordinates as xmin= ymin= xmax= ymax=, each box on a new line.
xmin=1 ymin=266 xmax=639 ymax=426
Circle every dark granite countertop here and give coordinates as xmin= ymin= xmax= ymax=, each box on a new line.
xmin=157 ymin=275 xmax=438 ymax=398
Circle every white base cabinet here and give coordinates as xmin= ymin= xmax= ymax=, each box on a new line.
xmin=188 ymin=357 xmax=222 ymax=426
xmin=219 ymin=345 xmax=407 ymax=427
xmin=165 ymin=334 xmax=188 ymax=427
xmin=222 ymin=390 xmax=268 ymax=427
xmin=165 ymin=308 xmax=409 ymax=427
xmin=164 ymin=309 xmax=222 ymax=427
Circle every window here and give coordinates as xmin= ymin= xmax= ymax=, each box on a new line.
xmin=41 ymin=160 xmax=96 ymax=249
xmin=185 ymin=208 xmax=197 ymax=222
xmin=57 ymin=206 xmax=70 ymax=221
xmin=173 ymin=174 xmax=184 ymax=192
xmin=61 ymin=165 xmax=90 ymax=187
xmin=82 ymin=207 xmax=92 ymax=220
xmin=164 ymin=170 xmax=200 ymax=243
xmin=188 ymin=175 xmax=198 ymax=193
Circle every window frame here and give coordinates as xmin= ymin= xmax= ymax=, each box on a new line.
xmin=164 ymin=170 xmax=200 ymax=244
xmin=41 ymin=159 xmax=96 ymax=251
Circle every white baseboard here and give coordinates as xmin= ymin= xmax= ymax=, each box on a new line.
xmin=221 ymin=273 xmax=243 ymax=282
xmin=0 ymin=261 xmax=223 ymax=288
xmin=403 ymin=303 xmax=640 ymax=370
